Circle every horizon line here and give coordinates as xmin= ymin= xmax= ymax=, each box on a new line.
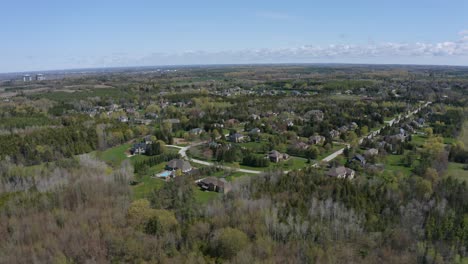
xmin=2 ymin=61 xmax=468 ymax=75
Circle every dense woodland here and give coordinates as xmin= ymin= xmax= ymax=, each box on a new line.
xmin=0 ymin=64 xmax=467 ymax=263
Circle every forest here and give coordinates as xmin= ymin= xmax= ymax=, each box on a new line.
xmin=0 ymin=64 xmax=467 ymax=263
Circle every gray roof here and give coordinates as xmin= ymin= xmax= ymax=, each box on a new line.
xmin=167 ymin=159 xmax=192 ymax=171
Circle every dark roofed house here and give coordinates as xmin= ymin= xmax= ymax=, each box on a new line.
xmin=229 ymin=133 xmax=245 ymax=143
xmin=294 ymin=141 xmax=309 ymax=150
xmin=190 ymin=128 xmax=204 ymax=135
xmin=130 ymin=142 xmax=148 ymax=155
xmin=166 ymin=159 xmax=192 ymax=173
xmin=309 ymin=135 xmax=325 ymax=145
xmin=197 ymin=177 xmax=232 ymax=194
xmin=268 ymin=150 xmax=289 ymax=163
xmin=350 ymin=154 xmax=366 ymax=165
xmin=327 ymin=166 xmax=355 ymax=179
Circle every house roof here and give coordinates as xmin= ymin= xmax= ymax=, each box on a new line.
xmin=269 ymin=150 xmax=282 ymax=158
xmin=327 ymin=166 xmax=347 ymax=177
xmin=327 ymin=166 xmax=354 ymax=178
xmin=200 ymin=177 xmax=227 ymax=186
xmin=230 ymin=133 xmax=244 ymax=139
xmin=353 ymin=154 xmax=366 ymax=162
xmin=167 ymin=159 xmax=192 ymax=171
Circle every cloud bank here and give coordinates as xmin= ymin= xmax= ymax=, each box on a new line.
xmin=91 ymin=33 xmax=468 ymax=67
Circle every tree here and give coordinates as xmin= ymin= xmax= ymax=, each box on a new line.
xmin=212 ymin=227 xmax=249 ymax=259
xmin=145 ymin=216 xmax=163 ymax=235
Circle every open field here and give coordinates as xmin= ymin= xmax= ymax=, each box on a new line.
xmin=458 ymin=121 xmax=468 ymax=147
xmin=446 ymin=162 xmax=468 ymax=183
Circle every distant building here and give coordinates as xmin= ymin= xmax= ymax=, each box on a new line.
xmin=23 ymin=75 xmax=32 ymax=82
xmin=35 ymin=74 xmax=45 ymax=81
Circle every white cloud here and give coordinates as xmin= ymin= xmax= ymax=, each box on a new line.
xmin=79 ymin=33 xmax=468 ymax=68
xmin=459 ymin=29 xmax=468 ymax=36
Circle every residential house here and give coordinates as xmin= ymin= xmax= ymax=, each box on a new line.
xmin=250 ymin=128 xmax=261 ymax=134
xmin=118 ymin=116 xmax=128 ymax=123
xmin=390 ymin=134 xmax=407 ymax=143
xmin=294 ymin=142 xmax=309 ymax=150
xmin=145 ymin=113 xmax=159 ymax=119
xmin=166 ymin=159 xmax=192 ymax=173
xmin=417 ymin=118 xmax=425 ymax=126
xmin=268 ymin=150 xmax=289 ymax=163
xmin=305 ymin=110 xmax=324 ymax=122
xmin=229 ymin=133 xmax=245 ymax=143
xmin=329 ymin=129 xmax=340 ymax=138
xmin=364 ymin=148 xmax=379 ymax=156
xmin=164 ymin=118 xmax=181 ymax=124
xmin=338 ymin=125 xmax=349 ymax=133
xmin=349 ymin=122 xmax=359 ymax=130
xmin=197 ymin=177 xmax=232 ymax=194
xmin=190 ymin=128 xmax=204 ymax=135
xmin=143 ymin=135 xmax=153 ymax=145
xmin=350 ymin=154 xmax=366 ymax=165
xmin=226 ymin=119 xmax=239 ymax=126
xmin=327 ymin=166 xmax=355 ymax=179
xmin=130 ymin=142 xmax=148 ymax=155
xmin=134 ymin=119 xmax=152 ymax=125
xmin=251 ymin=114 xmax=260 ymax=120
xmin=309 ymin=135 xmax=325 ymax=145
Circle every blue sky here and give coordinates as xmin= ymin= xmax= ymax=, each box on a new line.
xmin=1 ymin=0 xmax=467 ymax=72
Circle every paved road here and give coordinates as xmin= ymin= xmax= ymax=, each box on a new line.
xmin=168 ymin=101 xmax=431 ymax=175
xmin=166 ymin=144 xmax=262 ymax=174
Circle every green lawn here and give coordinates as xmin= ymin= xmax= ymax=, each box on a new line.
xmin=458 ymin=121 xmax=468 ymax=147
xmin=96 ymin=143 xmax=131 ymax=166
xmin=195 ymin=189 xmax=221 ymax=204
xmin=446 ymin=162 xmax=468 ymax=183
xmin=384 ymin=153 xmax=413 ymax=177
xmin=411 ymin=134 xmax=426 ymax=147
xmin=132 ymin=175 xmax=165 ymax=200
xmin=239 ymin=141 xmax=269 ymax=153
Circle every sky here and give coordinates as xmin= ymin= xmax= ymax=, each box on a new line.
xmin=1 ymin=0 xmax=467 ymax=73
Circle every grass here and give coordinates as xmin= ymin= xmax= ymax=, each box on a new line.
xmin=445 ymin=162 xmax=468 ymax=183
xmin=384 ymin=152 xmax=413 ymax=177
xmin=195 ymin=189 xmax=221 ymax=204
xmin=239 ymin=141 xmax=269 ymax=153
xmin=280 ymin=156 xmax=310 ymax=170
xmin=411 ymin=135 xmax=426 ymax=147
xmin=132 ymin=175 xmax=165 ymax=200
xmin=96 ymin=143 xmax=131 ymax=166
xmin=458 ymin=121 xmax=468 ymax=147
xmin=132 ymin=160 xmax=168 ymax=199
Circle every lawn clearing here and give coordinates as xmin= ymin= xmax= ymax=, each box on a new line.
xmin=96 ymin=143 xmax=131 ymax=166
xmin=445 ymin=162 xmax=468 ymax=183
xmin=132 ymin=175 xmax=165 ymax=200
xmin=384 ymin=152 xmax=413 ymax=177
xmin=458 ymin=121 xmax=468 ymax=147
xmin=195 ymin=189 xmax=221 ymax=204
